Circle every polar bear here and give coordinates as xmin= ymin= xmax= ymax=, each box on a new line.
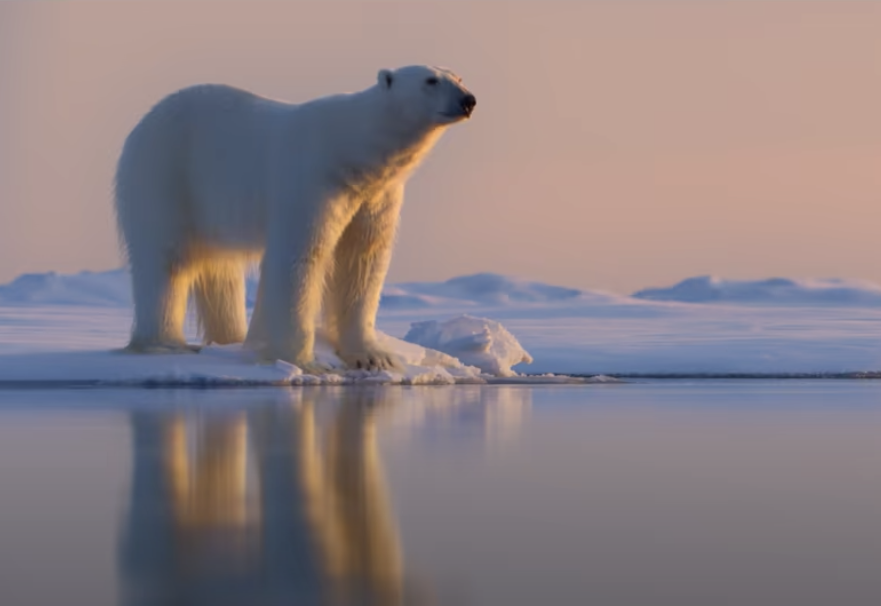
xmin=114 ymin=65 xmax=476 ymax=371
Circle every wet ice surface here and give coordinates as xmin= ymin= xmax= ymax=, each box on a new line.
xmin=1 ymin=382 xmax=880 ymax=606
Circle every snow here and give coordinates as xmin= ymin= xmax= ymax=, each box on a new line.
xmin=495 ymin=304 xmax=881 ymax=376
xmin=0 ymin=268 xmax=880 ymax=382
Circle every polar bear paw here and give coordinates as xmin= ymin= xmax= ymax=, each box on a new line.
xmin=338 ymin=346 xmax=402 ymax=372
xmin=250 ymin=350 xmax=335 ymax=376
xmin=296 ymin=359 xmax=337 ymax=376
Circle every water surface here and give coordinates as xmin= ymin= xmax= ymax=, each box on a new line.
xmin=0 ymin=382 xmax=879 ymax=605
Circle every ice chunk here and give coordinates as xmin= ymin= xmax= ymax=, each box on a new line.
xmin=403 ymin=314 xmax=533 ymax=377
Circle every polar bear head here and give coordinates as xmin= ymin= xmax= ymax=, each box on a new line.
xmin=376 ymin=65 xmax=476 ymax=128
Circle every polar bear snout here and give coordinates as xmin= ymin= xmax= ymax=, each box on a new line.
xmin=460 ymin=94 xmax=477 ymax=117
xmin=440 ymin=92 xmax=476 ymax=121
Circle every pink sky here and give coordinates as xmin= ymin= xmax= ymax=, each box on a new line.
xmin=1 ymin=2 xmax=880 ymax=294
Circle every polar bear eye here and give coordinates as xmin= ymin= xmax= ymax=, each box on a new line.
xmin=425 ymin=77 xmax=439 ymax=86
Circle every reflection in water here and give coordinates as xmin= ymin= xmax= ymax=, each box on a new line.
xmin=383 ymin=386 xmax=532 ymax=453
xmin=118 ymin=387 xmax=531 ymax=606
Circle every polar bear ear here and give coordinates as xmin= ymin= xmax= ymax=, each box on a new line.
xmin=378 ymin=69 xmax=394 ymax=90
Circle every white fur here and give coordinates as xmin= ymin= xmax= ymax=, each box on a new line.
xmin=114 ymin=65 xmax=475 ymax=370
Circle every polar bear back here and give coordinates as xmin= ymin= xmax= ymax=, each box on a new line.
xmin=118 ymin=85 xmax=304 ymax=251
xmin=117 ymin=83 xmax=393 ymax=252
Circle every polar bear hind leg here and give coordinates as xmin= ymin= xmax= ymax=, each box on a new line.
xmin=191 ymin=259 xmax=248 ymax=346
xmin=116 ymin=105 xmax=202 ymax=354
xmin=125 ymin=254 xmax=199 ymax=354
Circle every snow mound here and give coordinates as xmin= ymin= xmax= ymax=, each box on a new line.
xmin=0 ymin=269 xmax=133 ymax=307
xmin=633 ymin=276 xmax=881 ymax=307
xmin=386 ymin=273 xmax=584 ymax=308
xmin=403 ymin=314 xmax=534 ymax=377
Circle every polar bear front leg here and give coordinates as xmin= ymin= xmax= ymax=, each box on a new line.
xmin=330 ymin=186 xmax=404 ymax=371
xmin=254 ymin=251 xmax=328 ymax=371
xmin=249 ymin=190 xmax=352 ymax=372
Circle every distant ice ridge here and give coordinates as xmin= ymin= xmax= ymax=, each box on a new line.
xmin=634 ymin=276 xmax=881 ymax=307
xmin=0 ymin=269 xmax=132 ymax=307
xmin=0 ymin=269 xmax=592 ymax=309
xmin=6 ymin=268 xmax=881 ymax=310
xmin=383 ymin=273 xmax=584 ymax=308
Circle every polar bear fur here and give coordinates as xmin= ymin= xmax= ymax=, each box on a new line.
xmin=114 ymin=66 xmax=475 ymax=371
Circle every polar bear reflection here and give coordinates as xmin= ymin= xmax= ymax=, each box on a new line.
xmin=120 ymin=390 xmax=405 ymax=606
xmin=119 ymin=387 xmax=530 ymax=605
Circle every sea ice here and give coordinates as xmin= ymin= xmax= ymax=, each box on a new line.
xmin=1 ymin=269 xmax=880 ymax=379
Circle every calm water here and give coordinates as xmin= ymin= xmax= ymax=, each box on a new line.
xmin=0 ymin=382 xmax=879 ymax=606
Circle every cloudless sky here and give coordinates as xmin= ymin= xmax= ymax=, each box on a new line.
xmin=2 ymin=1 xmax=881 ymax=294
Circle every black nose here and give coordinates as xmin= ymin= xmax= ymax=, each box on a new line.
xmin=461 ymin=94 xmax=477 ymax=116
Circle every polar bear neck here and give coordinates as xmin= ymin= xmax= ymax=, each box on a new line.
xmin=333 ymin=88 xmax=446 ymax=188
